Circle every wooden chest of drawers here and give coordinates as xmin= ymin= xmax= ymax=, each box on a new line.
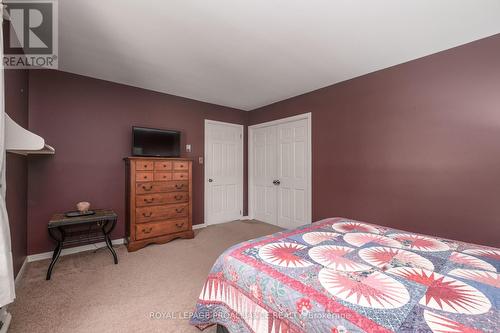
xmin=125 ymin=157 xmax=194 ymax=251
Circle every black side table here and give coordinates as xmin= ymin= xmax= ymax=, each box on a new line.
xmin=46 ymin=209 xmax=118 ymax=280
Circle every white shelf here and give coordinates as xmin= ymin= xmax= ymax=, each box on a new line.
xmin=5 ymin=114 xmax=55 ymax=156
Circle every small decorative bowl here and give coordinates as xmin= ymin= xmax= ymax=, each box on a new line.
xmin=77 ymin=201 xmax=91 ymax=212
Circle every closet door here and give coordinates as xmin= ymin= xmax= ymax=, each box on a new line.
xmin=276 ymin=119 xmax=309 ymax=229
xmin=252 ymin=126 xmax=277 ymax=225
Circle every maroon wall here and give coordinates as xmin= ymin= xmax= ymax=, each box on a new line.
xmin=5 ymin=69 xmax=29 ymax=275
xmin=27 ymin=70 xmax=248 ymax=254
xmin=249 ymin=34 xmax=500 ymax=247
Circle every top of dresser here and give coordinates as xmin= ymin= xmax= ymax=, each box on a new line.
xmin=124 ymin=156 xmax=192 ymax=161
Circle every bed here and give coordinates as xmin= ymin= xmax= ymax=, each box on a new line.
xmin=190 ymin=218 xmax=499 ymax=333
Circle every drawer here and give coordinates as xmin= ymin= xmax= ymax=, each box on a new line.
xmin=172 ymin=172 xmax=189 ymax=180
xmin=173 ymin=161 xmax=189 ymax=171
xmin=136 ymin=203 xmax=188 ymax=223
xmin=136 ymin=192 xmax=189 ymax=207
xmin=154 ymin=172 xmax=172 ymax=181
xmin=136 ymin=172 xmax=154 ymax=182
xmin=154 ymin=161 xmax=172 ymax=171
xmin=136 ymin=181 xmax=188 ymax=194
xmin=135 ymin=219 xmax=189 ymax=240
xmin=136 ymin=161 xmax=154 ymax=171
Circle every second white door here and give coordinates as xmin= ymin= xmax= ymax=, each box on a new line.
xmin=205 ymin=120 xmax=244 ymax=225
xmin=251 ymin=115 xmax=311 ymax=229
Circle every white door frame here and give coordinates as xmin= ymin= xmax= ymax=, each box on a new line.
xmin=204 ymin=119 xmax=244 ymax=225
xmin=248 ymin=112 xmax=312 ymax=223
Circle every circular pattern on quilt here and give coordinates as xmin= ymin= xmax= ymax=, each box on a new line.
xmin=449 ymin=252 xmax=496 ymax=272
xmin=318 ymin=268 xmax=410 ymax=309
xmin=332 ymin=221 xmax=380 ymax=234
xmin=343 ymin=233 xmax=401 ymax=248
xmin=448 ymin=269 xmax=500 ymax=288
xmin=386 ymin=267 xmax=491 ymax=315
xmin=308 ymin=245 xmax=371 ymax=272
xmin=423 ymin=310 xmax=482 ymax=333
xmin=463 ymin=248 xmax=500 ymax=261
xmin=389 ymin=233 xmax=449 ymax=252
xmin=358 ymin=246 xmax=434 ymax=271
xmin=302 ymin=232 xmax=340 ymax=246
xmin=258 ymin=242 xmax=313 ymax=268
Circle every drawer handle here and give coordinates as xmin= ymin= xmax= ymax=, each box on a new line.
xmin=163 ymin=164 xmax=168 ymax=168
xmin=144 ymin=164 xmax=148 ymax=168
xmin=142 ymin=227 xmax=153 ymax=234
xmin=175 ymin=222 xmax=185 ymax=228
xmin=144 ymin=198 xmax=155 ymax=203
xmin=143 ymin=175 xmax=148 ymax=179
xmin=142 ymin=185 xmax=153 ymax=191
xmin=174 ymin=195 xmax=183 ymax=200
xmin=142 ymin=212 xmax=153 ymax=217
xmin=179 ymin=174 xmax=184 ymax=178
xmin=175 ymin=208 xmax=184 ymax=213
xmin=175 ymin=184 xmax=184 ymax=189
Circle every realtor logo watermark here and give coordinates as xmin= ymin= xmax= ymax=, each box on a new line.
xmin=3 ymin=0 xmax=58 ymax=69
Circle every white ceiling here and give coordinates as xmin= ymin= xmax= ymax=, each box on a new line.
xmin=59 ymin=0 xmax=500 ymax=111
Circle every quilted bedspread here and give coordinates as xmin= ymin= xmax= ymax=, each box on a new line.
xmin=190 ymin=218 xmax=499 ymax=333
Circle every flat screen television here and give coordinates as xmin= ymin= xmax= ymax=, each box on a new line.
xmin=132 ymin=126 xmax=181 ymax=157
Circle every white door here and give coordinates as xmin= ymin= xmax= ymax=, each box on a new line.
xmin=250 ymin=114 xmax=311 ymax=229
xmin=252 ymin=126 xmax=277 ymax=225
xmin=276 ymin=119 xmax=309 ymax=229
xmin=205 ymin=120 xmax=243 ymax=225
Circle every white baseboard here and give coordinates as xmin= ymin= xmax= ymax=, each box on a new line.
xmin=203 ymin=217 xmax=251 ymax=226
xmin=27 ymin=238 xmax=125 ymax=263
xmin=15 ymin=257 xmax=28 ymax=286
xmin=192 ymin=223 xmax=206 ymax=230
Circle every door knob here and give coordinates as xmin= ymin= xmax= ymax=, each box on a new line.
xmin=208 ymin=179 xmax=214 ymax=182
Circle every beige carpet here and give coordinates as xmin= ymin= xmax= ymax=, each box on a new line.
xmin=9 ymin=220 xmax=282 ymax=333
